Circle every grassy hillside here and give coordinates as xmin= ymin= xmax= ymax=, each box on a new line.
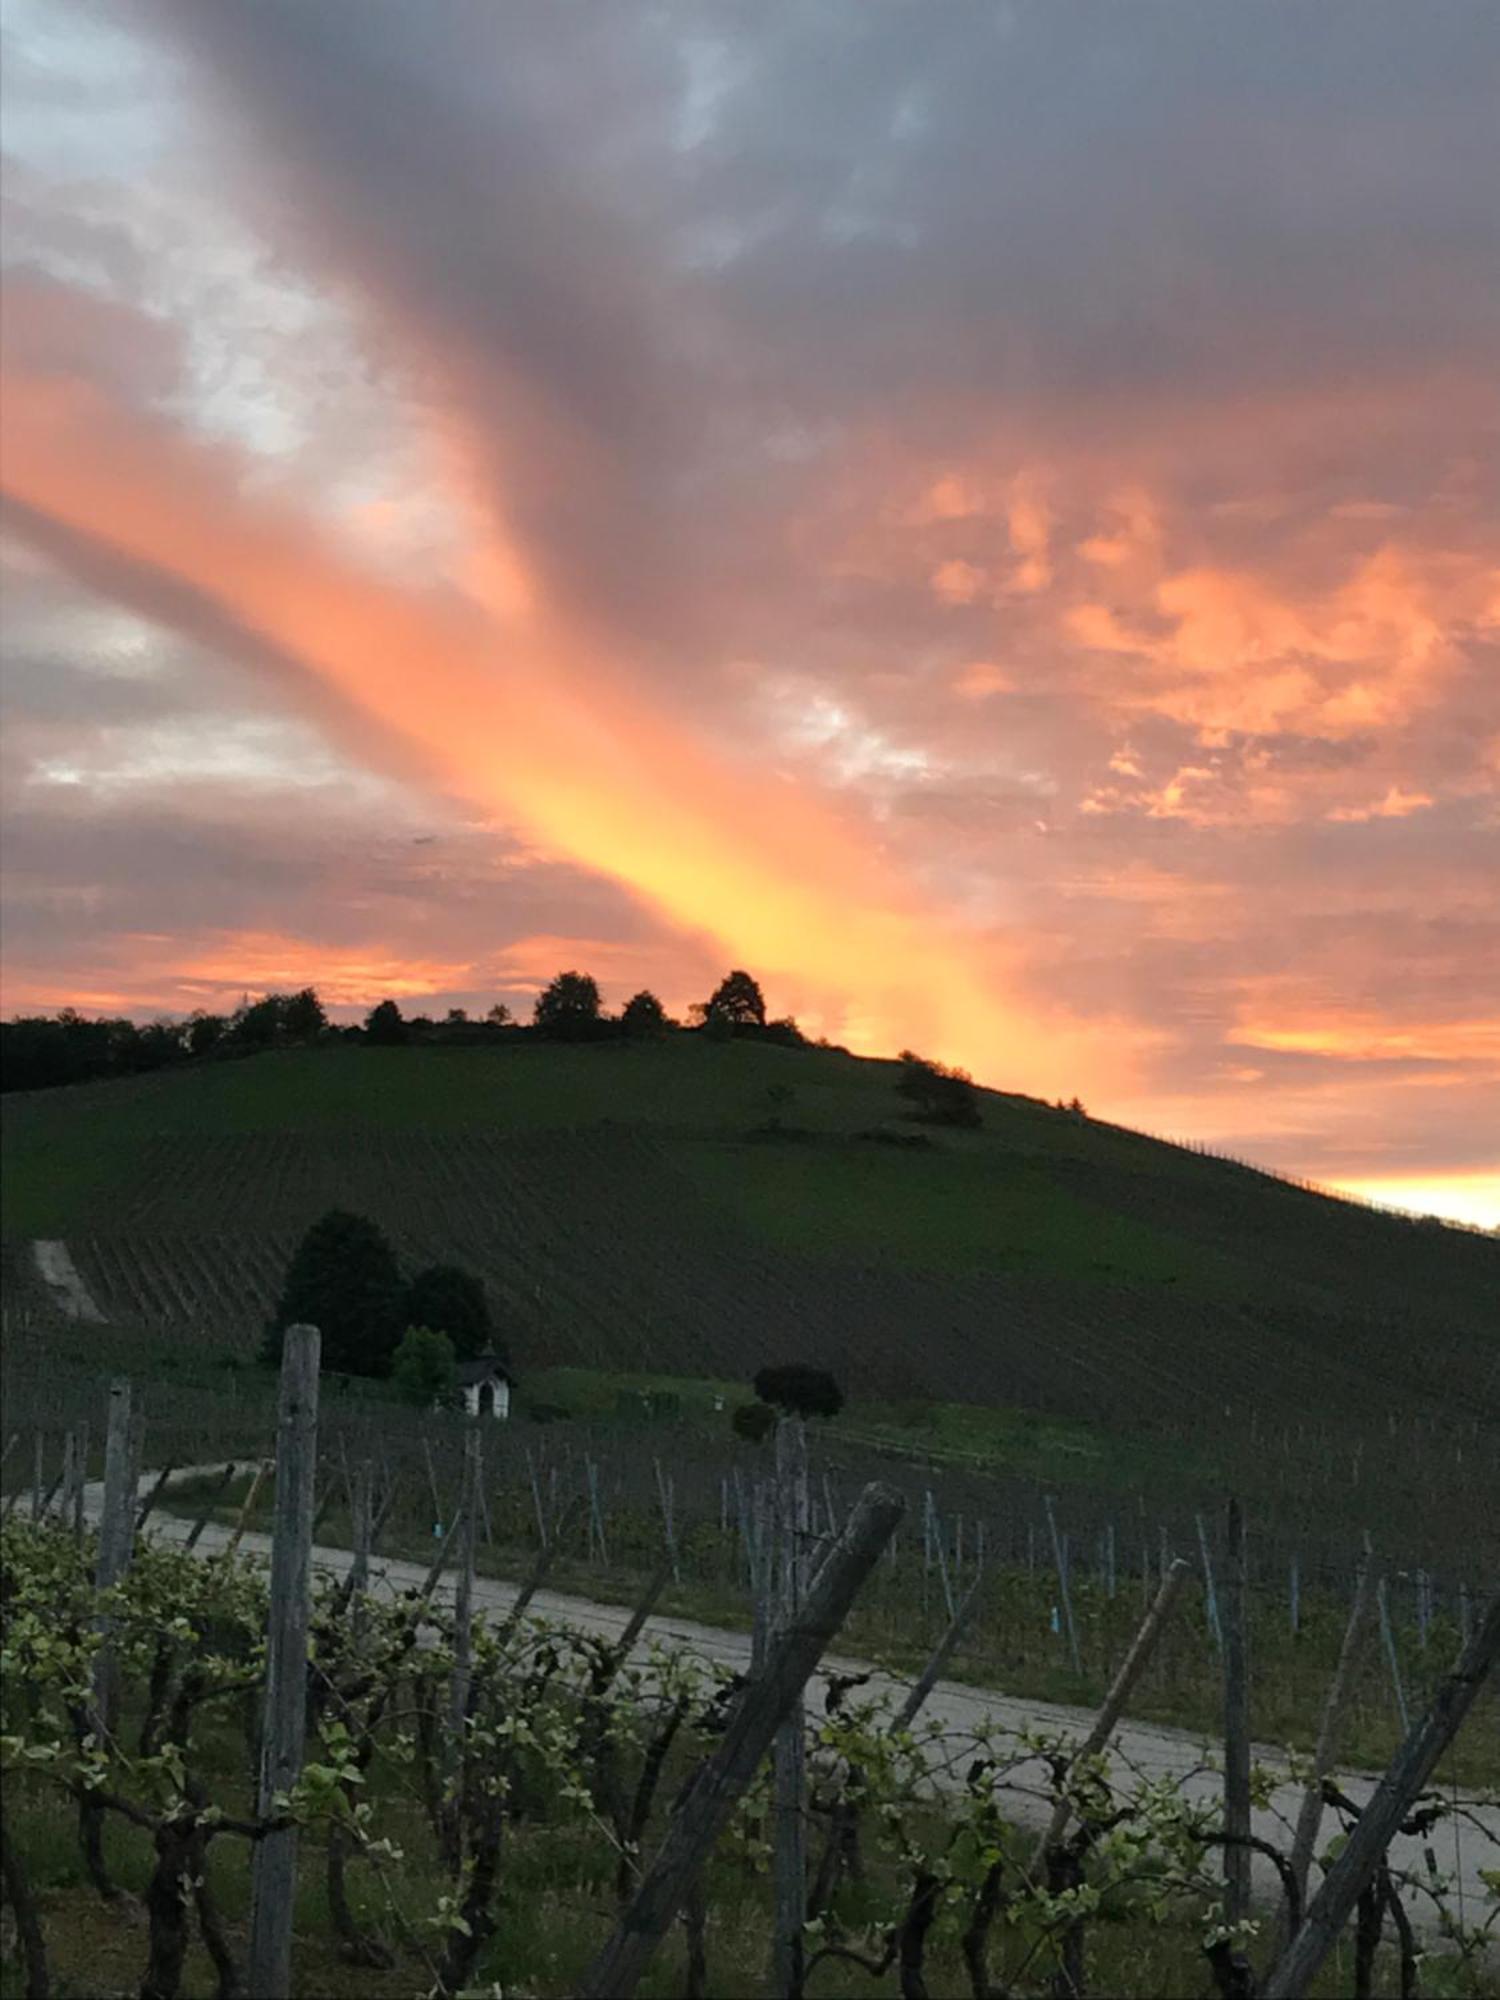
xmin=4 ymin=1039 xmax=1496 ymax=1442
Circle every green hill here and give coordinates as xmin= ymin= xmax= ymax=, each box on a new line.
xmin=4 ymin=1038 xmax=1495 ymax=1440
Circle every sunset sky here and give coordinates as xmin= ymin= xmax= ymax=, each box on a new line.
xmin=2 ymin=3 xmax=1497 ymax=1225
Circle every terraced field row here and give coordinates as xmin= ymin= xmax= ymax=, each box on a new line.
xmin=62 ymin=1128 xmax=1488 ymax=1437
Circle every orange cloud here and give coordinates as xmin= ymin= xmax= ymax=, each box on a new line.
xmin=1227 ymin=1010 xmax=1500 ymax=1065
xmin=1326 ymin=786 xmax=1434 ymax=822
xmin=0 ymin=324 xmax=1136 ymax=1098
xmin=1069 ymin=544 xmax=1496 ymax=741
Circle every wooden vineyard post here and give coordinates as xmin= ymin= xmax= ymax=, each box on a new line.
xmin=892 ymin=1567 xmax=986 ymax=1734
xmin=1264 ymin=1594 xmax=1500 ymax=1999
xmin=223 ymin=1458 xmax=271 ymax=1560
xmin=1222 ymin=1498 xmax=1251 ymax=1927
xmin=1375 ymin=1574 xmax=1411 ymax=1734
xmin=771 ymin=1416 xmax=810 ymax=1999
xmin=92 ymin=1380 xmax=134 ymax=1734
xmin=135 ymin=1461 xmax=176 ymax=1534
xmin=247 ymin=1324 xmax=321 ymax=2000
xmin=581 ymin=1481 xmax=904 ymax=2000
xmin=184 ymin=1463 xmax=237 ymax=1553
xmin=348 ymin=1458 xmax=374 ymax=1627
xmin=58 ymin=1429 xmax=77 ymax=1532
xmin=125 ymin=1409 xmax=146 ymax=1535
xmin=1042 ymin=1560 xmax=1191 ymax=1851
xmin=751 ymin=1478 xmax=773 ymax=1674
xmin=1196 ymin=1511 xmax=1223 ymax=1652
xmin=654 ymin=1458 xmax=681 ymax=1584
xmin=450 ymin=1431 xmax=480 ymax=1736
xmin=1044 ymin=1495 xmax=1082 ymax=1676
xmin=72 ymin=1420 xmax=88 ymax=1543
xmin=443 ymin=1427 xmax=481 ymax=1873
xmin=1286 ymin=1554 xmax=1376 ymax=1925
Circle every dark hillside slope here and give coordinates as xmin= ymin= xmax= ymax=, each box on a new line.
xmin=3 ymin=1041 xmax=1495 ymax=1432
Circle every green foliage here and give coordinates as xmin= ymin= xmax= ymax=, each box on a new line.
xmin=5 ymin=1512 xmax=1494 ymax=2000
xmin=403 ymin=1263 xmax=493 ymax=1363
xmin=731 ymin=1399 xmax=776 ymax=1443
xmin=262 ymin=1208 xmax=405 ymax=1375
xmin=390 ymin=1325 xmax=457 ymax=1406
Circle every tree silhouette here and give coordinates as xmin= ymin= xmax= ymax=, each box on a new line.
xmin=702 ymin=969 xmax=767 ymax=1031
xmin=365 ymin=998 xmax=409 ymax=1046
xmin=186 ymin=1011 xmax=226 ymax=1058
xmin=404 ymin=1263 xmax=493 ymax=1363
xmin=753 ymin=1364 xmax=844 ymax=1420
xmin=533 ymin=970 xmax=602 ymax=1039
xmin=283 ymin=987 xmax=327 ymax=1043
xmin=261 ymin=1209 xmax=405 ymax=1375
xmin=621 ymin=989 xmax=670 ymax=1038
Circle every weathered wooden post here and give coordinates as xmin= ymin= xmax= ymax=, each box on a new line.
xmin=1042 ymin=1560 xmax=1191 ymax=1851
xmin=450 ymin=1434 xmax=480 ymax=1730
xmin=893 ymin=1567 xmax=986 ymax=1733
xmin=184 ymin=1462 xmax=237 ymax=1553
xmin=654 ymin=1457 xmax=681 ymax=1585
xmin=751 ymin=1478 xmax=773 ymax=1673
xmin=1375 ymin=1574 xmax=1410 ymax=1734
xmin=72 ymin=1419 xmax=88 ymax=1543
xmin=1196 ymin=1511 xmax=1223 ymax=1651
xmin=223 ymin=1458 xmax=271 ymax=1560
xmin=92 ymin=1380 xmax=135 ymax=1733
xmin=1044 ymin=1495 xmax=1082 ymax=1676
xmin=1286 ymin=1555 xmax=1376 ymax=1919
xmin=771 ymin=1415 xmax=810 ymax=1998
xmin=1222 ymin=1498 xmax=1251 ymax=1927
xmin=443 ymin=1426 xmax=481 ymax=1873
xmin=1264 ymin=1594 xmax=1500 ymax=1999
xmin=135 ymin=1462 xmax=176 ymax=1534
xmin=247 ymin=1324 xmax=321 ymax=2000
xmin=582 ymin=1481 xmax=905 ymax=2000
xmin=348 ymin=1458 xmax=374 ymax=1625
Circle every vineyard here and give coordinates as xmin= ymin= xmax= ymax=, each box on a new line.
xmin=2 ymin=1432 xmax=1496 ymax=2000
xmin=17 ymin=1120 xmax=1496 ymax=1436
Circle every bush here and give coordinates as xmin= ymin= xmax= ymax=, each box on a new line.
xmin=732 ymin=1400 xmax=777 ymax=1443
xmin=753 ymin=1364 xmax=844 ymax=1421
xmin=404 ymin=1264 xmax=494 ymax=1363
xmin=894 ymin=1050 xmax=983 ymax=1129
xmin=390 ymin=1326 xmax=456 ymax=1407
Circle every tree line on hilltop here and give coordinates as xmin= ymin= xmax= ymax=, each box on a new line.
xmin=2 ymin=967 xmax=805 ymax=1092
xmin=2 ymin=965 xmax=993 ymax=1128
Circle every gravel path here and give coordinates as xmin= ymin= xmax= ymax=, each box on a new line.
xmin=28 ymin=1468 xmax=1500 ymax=1947
xmin=31 ymin=1240 xmax=103 ymax=1321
